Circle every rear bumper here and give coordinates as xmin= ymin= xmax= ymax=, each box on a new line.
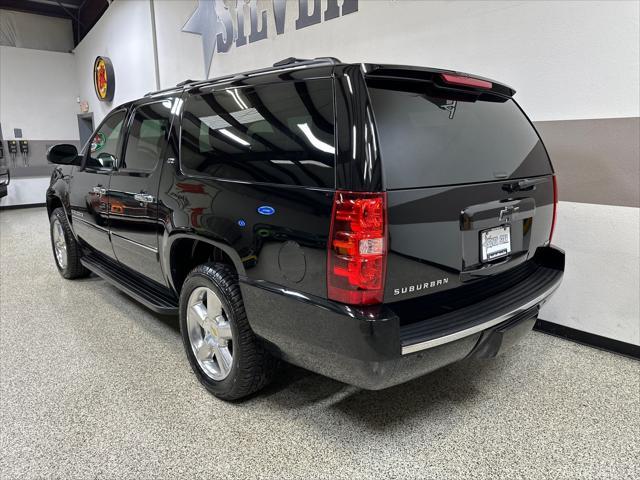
xmin=240 ymin=246 xmax=564 ymax=390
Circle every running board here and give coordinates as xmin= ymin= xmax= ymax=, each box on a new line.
xmin=81 ymin=253 xmax=179 ymax=315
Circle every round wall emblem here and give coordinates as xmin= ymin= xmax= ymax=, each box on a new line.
xmin=93 ymin=56 xmax=115 ymax=102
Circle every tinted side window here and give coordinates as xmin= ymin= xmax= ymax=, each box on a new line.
xmin=87 ymin=110 xmax=126 ymax=170
xmin=122 ymin=102 xmax=172 ymax=171
xmin=180 ymin=79 xmax=335 ymax=188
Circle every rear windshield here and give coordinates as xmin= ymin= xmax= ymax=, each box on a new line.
xmin=368 ymin=84 xmax=552 ymax=189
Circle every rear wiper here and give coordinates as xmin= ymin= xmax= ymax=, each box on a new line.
xmin=502 ymin=177 xmax=547 ymax=193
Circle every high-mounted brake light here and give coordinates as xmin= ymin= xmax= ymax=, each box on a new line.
xmin=549 ymin=176 xmax=558 ymax=243
xmin=441 ymin=73 xmax=492 ymax=89
xmin=327 ymin=191 xmax=387 ymax=305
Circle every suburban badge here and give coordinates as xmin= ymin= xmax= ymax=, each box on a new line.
xmin=393 ymin=277 xmax=450 ymax=296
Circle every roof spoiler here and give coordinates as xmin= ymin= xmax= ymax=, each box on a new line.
xmin=364 ymin=64 xmax=516 ymax=98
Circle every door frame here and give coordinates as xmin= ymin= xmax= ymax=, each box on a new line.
xmin=77 ymin=113 xmax=95 ymax=151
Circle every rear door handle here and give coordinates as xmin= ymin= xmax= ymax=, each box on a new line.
xmin=502 ymin=177 xmax=547 ymax=193
xmin=134 ymin=193 xmax=155 ymax=204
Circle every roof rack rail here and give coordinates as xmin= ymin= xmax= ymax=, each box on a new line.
xmin=144 ymin=86 xmax=180 ymax=97
xmin=144 ymin=57 xmax=341 ymax=97
xmin=179 ymin=57 xmax=342 ymax=91
xmin=143 ymin=78 xmax=201 ymax=97
xmin=272 ymin=56 xmax=341 ymax=67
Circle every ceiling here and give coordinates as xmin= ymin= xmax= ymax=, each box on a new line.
xmin=0 ymin=0 xmax=110 ymax=46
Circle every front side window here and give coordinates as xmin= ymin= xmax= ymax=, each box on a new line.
xmin=87 ymin=110 xmax=126 ymax=171
xmin=180 ymin=79 xmax=335 ymax=188
xmin=122 ymin=101 xmax=173 ymax=171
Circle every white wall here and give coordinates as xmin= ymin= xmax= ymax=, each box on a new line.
xmin=0 ymin=46 xmax=80 ymax=208
xmin=17 ymin=0 xmax=635 ymax=139
xmin=0 ymin=9 xmax=74 ymax=52
xmin=85 ymin=0 xmax=640 ymax=122
xmin=73 ymin=0 xmax=157 ymax=126
xmin=153 ymin=0 xmax=205 ymax=88
xmin=155 ymin=0 xmax=640 ymax=122
xmin=0 ymin=177 xmax=51 ymax=207
xmin=0 ymin=46 xmax=79 ymax=140
xmin=541 ymin=203 xmax=640 ymax=345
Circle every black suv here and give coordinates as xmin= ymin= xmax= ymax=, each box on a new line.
xmin=47 ymin=58 xmax=564 ymax=400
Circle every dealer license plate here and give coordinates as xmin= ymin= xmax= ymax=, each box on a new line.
xmin=481 ymin=226 xmax=511 ymax=262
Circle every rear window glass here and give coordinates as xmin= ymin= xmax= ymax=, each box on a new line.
xmin=368 ymin=84 xmax=552 ymax=189
xmin=180 ymin=79 xmax=335 ymax=188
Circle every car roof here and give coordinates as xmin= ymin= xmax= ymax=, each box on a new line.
xmin=140 ymin=57 xmax=515 ymax=100
xmin=143 ymin=57 xmax=340 ymax=99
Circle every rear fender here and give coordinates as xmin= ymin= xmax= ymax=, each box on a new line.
xmin=163 ymin=233 xmax=246 ymax=294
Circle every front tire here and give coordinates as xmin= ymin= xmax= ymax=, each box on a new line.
xmin=49 ymin=207 xmax=89 ymax=279
xmin=179 ymin=263 xmax=276 ymax=401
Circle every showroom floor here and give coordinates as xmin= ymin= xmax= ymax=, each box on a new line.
xmin=1 ymin=208 xmax=638 ymax=479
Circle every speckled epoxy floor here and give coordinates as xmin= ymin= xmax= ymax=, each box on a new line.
xmin=1 ymin=207 xmax=638 ymax=479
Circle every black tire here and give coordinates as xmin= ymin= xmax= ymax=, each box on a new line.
xmin=49 ymin=207 xmax=90 ymax=279
xmin=179 ymin=263 xmax=277 ymax=401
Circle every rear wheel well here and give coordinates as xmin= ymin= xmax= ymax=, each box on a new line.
xmin=170 ymin=238 xmax=238 ymax=294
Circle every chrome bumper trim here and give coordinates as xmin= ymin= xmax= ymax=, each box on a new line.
xmin=401 ymin=277 xmax=562 ymax=355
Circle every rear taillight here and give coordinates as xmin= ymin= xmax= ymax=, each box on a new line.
xmin=327 ymin=191 xmax=387 ymax=305
xmin=441 ymin=73 xmax=492 ymax=89
xmin=550 ymin=175 xmax=558 ymax=243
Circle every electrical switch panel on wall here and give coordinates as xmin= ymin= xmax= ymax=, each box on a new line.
xmin=19 ymin=140 xmax=29 ymax=167
xmin=7 ymin=141 xmax=18 ymax=168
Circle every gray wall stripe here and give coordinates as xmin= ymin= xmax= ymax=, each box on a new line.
xmin=0 ymin=139 xmax=80 ymax=178
xmin=4 ymin=120 xmax=638 ymax=206
xmin=535 ymin=117 xmax=640 ymax=208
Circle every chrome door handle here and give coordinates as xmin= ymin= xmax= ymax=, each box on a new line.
xmin=134 ymin=193 xmax=155 ymax=203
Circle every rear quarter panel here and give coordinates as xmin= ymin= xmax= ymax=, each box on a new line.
xmin=157 ymin=167 xmax=334 ymax=298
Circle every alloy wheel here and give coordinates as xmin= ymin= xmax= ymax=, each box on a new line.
xmin=52 ymin=218 xmax=67 ymax=269
xmin=186 ymin=286 xmax=234 ymax=381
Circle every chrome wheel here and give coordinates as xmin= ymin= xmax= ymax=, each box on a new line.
xmin=52 ymin=218 xmax=67 ymax=269
xmin=186 ymin=286 xmax=234 ymax=381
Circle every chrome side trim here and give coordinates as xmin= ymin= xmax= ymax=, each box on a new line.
xmin=401 ymin=277 xmax=562 ymax=355
xmin=111 ymin=232 xmax=159 ymax=253
xmin=73 ymin=216 xmax=109 ymax=233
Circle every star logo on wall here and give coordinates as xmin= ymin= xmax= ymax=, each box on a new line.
xmin=182 ymin=0 xmax=223 ymax=78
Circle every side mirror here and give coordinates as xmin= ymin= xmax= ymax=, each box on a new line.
xmin=96 ymin=152 xmax=116 ymax=169
xmin=47 ymin=144 xmax=81 ymax=166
